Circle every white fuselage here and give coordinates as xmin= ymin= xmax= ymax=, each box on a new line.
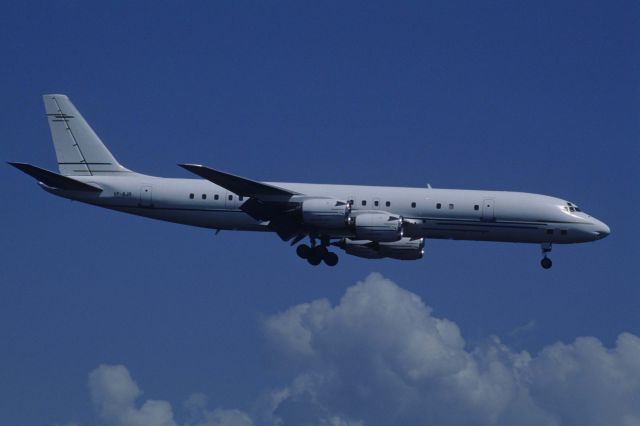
xmin=15 ymin=93 xmax=609 ymax=267
xmin=41 ymin=173 xmax=610 ymax=245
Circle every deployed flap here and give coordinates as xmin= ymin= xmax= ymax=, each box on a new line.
xmin=179 ymin=164 xmax=298 ymax=199
xmin=270 ymin=215 xmax=301 ymax=241
xmin=8 ymin=162 xmax=103 ymax=192
xmin=239 ymin=198 xmax=302 ymax=241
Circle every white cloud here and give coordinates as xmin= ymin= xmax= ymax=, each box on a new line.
xmin=262 ymin=273 xmax=640 ymax=426
xmin=88 ymin=365 xmax=253 ymax=426
xmin=183 ymin=393 xmax=253 ymax=426
xmin=528 ymin=334 xmax=640 ymax=426
xmin=79 ymin=273 xmax=640 ymax=426
xmin=89 ymin=364 xmax=178 ymax=426
xmin=196 ymin=409 xmax=253 ymax=426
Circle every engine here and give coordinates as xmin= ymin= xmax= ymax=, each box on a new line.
xmin=336 ymin=237 xmax=425 ymax=260
xmin=334 ymin=239 xmax=384 ymax=259
xmin=301 ymin=198 xmax=351 ymax=228
xmin=379 ymin=237 xmax=425 ymax=260
xmin=353 ymin=213 xmax=403 ymax=242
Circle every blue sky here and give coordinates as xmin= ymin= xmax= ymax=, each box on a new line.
xmin=1 ymin=2 xmax=638 ymax=425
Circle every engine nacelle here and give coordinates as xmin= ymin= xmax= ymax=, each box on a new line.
xmin=353 ymin=213 xmax=403 ymax=242
xmin=301 ymin=198 xmax=351 ymax=229
xmin=336 ymin=239 xmax=384 ymax=259
xmin=336 ymin=237 xmax=424 ymax=260
xmin=379 ymin=237 xmax=425 ymax=260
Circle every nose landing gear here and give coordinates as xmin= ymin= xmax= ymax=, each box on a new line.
xmin=296 ymin=240 xmax=339 ymax=267
xmin=540 ymin=243 xmax=553 ymax=269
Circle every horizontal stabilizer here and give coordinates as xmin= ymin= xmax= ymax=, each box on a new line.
xmin=179 ymin=164 xmax=298 ymax=199
xmin=8 ymin=162 xmax=103 ymax=192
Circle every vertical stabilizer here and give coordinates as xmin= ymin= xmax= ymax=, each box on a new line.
xmin=43 ymin=94 xmax=131 ymax=176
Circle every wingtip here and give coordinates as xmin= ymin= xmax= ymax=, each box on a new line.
xmin=7 ymin=161 xmax=26 ymax=170
xmin=178 ymin=163 xmax=204 ymax=170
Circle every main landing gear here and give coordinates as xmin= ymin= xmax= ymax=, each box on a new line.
xmin=296 ymin=240 xmax=339 ymax=267
xmin=540 ymin=243 xmax=553 ymax=269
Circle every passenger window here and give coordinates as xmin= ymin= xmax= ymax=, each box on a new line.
xmin=362 ymin=200 xmax=367 ymax=206
xmin=386 ymin=201 xmax=391 ymax=207
xmin=228 ymin=195 xmax=233 ymax=201
xmin=239 ymin=196 xmax=244 ymax=201
xmin=449 ymin=203 xmax=454 ymax=209
xmin=214 ymin=194 xmax=219 ymax=200
xmin=561 ymin=230 xmax=567 ymax=235
xmin=202 ymin=194 xmax=206 ymax=200
xmin=474 ymin=205 xmax=479 ymax=211
xmin=411 ymin=202 xmax=416 ymax=208
xmin=546 ymin=229 xmax=554 ymax=235
xmin=189 ymin=193 xmax=194 ymax=199
xmin=374 ymin=200 xmax=379 ymax=207
xmin=436 ymin=203 xmax=441 ymax=209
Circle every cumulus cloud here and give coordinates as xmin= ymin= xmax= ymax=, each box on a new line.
xmin=88 ymin=365 xmax=252 ymax=426
xmin=79 ymin=273 xmax=640 ymax=426
xmin=89 ymin=364 xmax=178 ymax=426
xmin=183 ymin=392 xmax=253 ymax=426
xmin=528 ymin=334 xmax=640 ymax=426
xmin=262 ymin=273 xmax=640 ymax=426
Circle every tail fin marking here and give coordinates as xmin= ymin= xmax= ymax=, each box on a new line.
xmin=43 ymin=94 xmax=131 ymax=176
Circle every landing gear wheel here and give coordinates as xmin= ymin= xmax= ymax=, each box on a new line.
xmin=296 ymin=244 xmax=311 ymax=259
xmin=307 ymin=253 xmax=322 ymax=266
xmin=307 ymin=246 xmax=325 ymax=266
xmin=539 ymin=243 xmax=553 ymax=269
xmin=323 ymin=251 xmax=339 ymax=267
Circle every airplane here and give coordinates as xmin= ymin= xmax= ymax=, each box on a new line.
xmin=9 ymin=94 xmax=610 ymax=269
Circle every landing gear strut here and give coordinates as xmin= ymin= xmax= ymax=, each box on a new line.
xmin=540 ymin=243 xmax=552 ymax=269
xmin=296 ymin=239 xmax=339 ymax=267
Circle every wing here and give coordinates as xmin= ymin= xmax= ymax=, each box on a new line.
xmin=178 ymin=164 xmax=298 ymax=200
xmin=179 ymin=163 xmax=302 ymax=240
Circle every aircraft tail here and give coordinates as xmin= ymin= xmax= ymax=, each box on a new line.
xmin=43 ymin=94 xmax=132 ymax=176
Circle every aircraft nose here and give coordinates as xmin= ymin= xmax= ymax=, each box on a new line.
xmin=593 ymin=219 xmax=610 ymax=240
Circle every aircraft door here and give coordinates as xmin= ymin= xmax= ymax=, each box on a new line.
xmin=481 ymin=198 xmax=495 ymax=222
xmin=224 ymin=191 xmax=239 ymax=209
xmin=347 ymin=195 xmax=355 ymax=209
xmin=140 ymin=186 xmax=153 ymax=207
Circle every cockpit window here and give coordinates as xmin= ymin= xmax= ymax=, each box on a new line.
xmin=563 ymin=203 xmax=581 ymax=213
